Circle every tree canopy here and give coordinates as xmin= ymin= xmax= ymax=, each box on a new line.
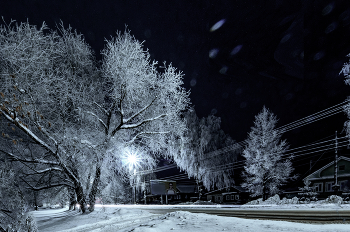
xmin=241 ymin=106 xmax=295 ymax=200
xmin=0 ymin=19 xmax=190 ymax=219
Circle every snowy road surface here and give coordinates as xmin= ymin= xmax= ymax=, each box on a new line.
xmin=32 ymin=204 xmax=350 ymax=232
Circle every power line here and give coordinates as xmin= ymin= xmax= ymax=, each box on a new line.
xmin=278 ymin=101 xmax=346 ymax=132
xmin=283 ymin=137 xmax=347 ymax=157
xmin=137 ymin=101 xmax=348 ymax=179
xmin=211 ymin=143 xmax=349 ymax=173
xmin=200 ymin=101 xmax=346 ymax=162
xmin=279 ymin=106 xmax=344 ymax=134
xmin=285 ymin=136 xmax=343 ymax=153
xmin=206 ymin=137 xmax=347 ymax=173
xmin=136 ymin=163 xmax=177 ymax=175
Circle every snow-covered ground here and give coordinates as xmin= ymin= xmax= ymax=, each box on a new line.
xmin=32 ymin=204 xmax=350 ymax=232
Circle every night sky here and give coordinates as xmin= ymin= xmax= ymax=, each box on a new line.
xmin=3 ymin=0 xmax=350 ymax=185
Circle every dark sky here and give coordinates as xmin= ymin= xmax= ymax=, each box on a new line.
xmin=3 ymin=0 xmax=350 ymax=182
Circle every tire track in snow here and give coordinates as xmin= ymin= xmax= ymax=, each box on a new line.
xmin=59 ymin=214 xmax=161 ymax=232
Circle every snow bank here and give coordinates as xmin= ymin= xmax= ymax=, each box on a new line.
xmin=178 ymin=200 xmax=218 ymax=205
xmin=35 ymin=205 xmax=350 ymax=232
xmin=246 ymin=194 xmax=350 ymax=205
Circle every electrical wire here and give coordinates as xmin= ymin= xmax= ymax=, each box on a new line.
xmin=138 ymin=101 xmax=349 ymax=180
xmin=277 ymin=101 xmax=345 ymax=130
xmin=200 ymin=101 xmax=346 ymax=161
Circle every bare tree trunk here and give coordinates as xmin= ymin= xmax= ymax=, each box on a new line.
xmin=75 ymin=184 xmax=86 ymax=213
xmin=68 ymin=188 xmax=76 ymax=210
xmin=88 ymin=164 xmax=101 ymax=212
xmin=34 ymin=191 xmax=38 ymax=210
xmin=262 ymin=184 xmax=267 ymax=201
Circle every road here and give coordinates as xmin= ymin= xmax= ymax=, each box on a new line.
xmin=33 ymin=204 xmax=350 ymax=231
xmin=131 ymin=205 xmax=350 ymax=222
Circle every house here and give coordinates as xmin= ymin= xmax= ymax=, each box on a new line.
xmin=205 ymin=186 xmax=249 ymax=204
xmin=176 ymin=184 xmax=198 ymax=202
xmin=303 ymin=156 xmax=350 ymax=199
xmin=144 ymin=180 xmax=197 ymax=204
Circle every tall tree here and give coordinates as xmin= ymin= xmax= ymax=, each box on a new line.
xmin=0 ymin=20 xmax=96 ymax=213
xmin=77 ymin=29 xmax=190 ymax=210
xmin=241 ymin=106 xmax=294 ymax=200
xmin=340 ymin=55 xmax=350 ymax=138
xmin=173 ymin=109 xmax=238 ymax=191
xmin=0 ymin=20 xmax=191 ymax=213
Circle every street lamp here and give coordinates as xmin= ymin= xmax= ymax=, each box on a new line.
xmin=123 ymin=148 xmax=142 ymax=204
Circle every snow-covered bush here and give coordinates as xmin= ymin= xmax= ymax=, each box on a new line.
xmin=245 ymin=195 xmax=299 ymax=205
xmin=325 ymin=195 xmax=343 ymax=205
xmin=298 ymin=180 xmax=318 ymax=203
xmin=290 ymin=196 xmax=299 ymax=204
xmin=342 ymin=193 xmax=350 ymax=203
xmin=263 ymin=194 xmax=280 ymax=204
xmin=245 ymin=194 xmax=350 ymax=205
xmin=245 ymin=198 xmax=264 ymax=205
xmin=0 ymin=162 xmax=38 ymax=231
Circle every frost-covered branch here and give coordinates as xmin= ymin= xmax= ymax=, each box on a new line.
xmin=111 ymin=97 xmax=158 ymax=135
xmin=0 ymin=108 xmax=56 ymax=154
xmin=22 ymin=167 xmax=63 ymax=175
xmin=126 ymin=131 xmax=170 ymax=145
xmin=21 ymin=178 xmax=74 ymax=191
xmin=93 ymin=102 xmax=108 ymax=116
xmin=119 ymin=114 xmax=167 ymax=131
xmin=0 ymin=149 xmax=59 ymax=165
xmin=86 ymin=111 xmax=108 ymax=132
xmin=122 ymin=97 xmax=157 ymax=125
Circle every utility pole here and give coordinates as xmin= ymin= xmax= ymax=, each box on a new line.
xmin=332 ymin=131 xmax=340 ymax=194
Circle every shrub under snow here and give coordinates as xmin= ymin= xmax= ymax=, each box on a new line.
xmin=245 ymin=194 xmax=349 ymax=205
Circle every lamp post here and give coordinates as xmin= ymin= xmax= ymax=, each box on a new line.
xmin=132 ymin=168 xmax=136 ymax=204
xmin=124 ymin=149 xmax=142 ymax=204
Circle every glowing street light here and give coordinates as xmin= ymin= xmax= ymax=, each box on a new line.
xmin=122 ymin=148 xmax=143 ymax=204
xmin=122 ymin=148 xmax=142 ymax=171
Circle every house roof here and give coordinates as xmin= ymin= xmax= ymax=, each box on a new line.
xmin=233 ymin=186 xmax=248 ymax=193
xmin=222 ymin=192 xmax=238 ymax=195
xmin=205 ymin=188 xmax=226 ymax=195
xmin=150 ymin=179 xmax=176 ymax=183
xmin=177 ymin=185 xmax=196 ymax=193
xmin=204 ymin=186 xmax=248 ymax=195
xmin=303 ymin=156 xmax=350 ymax=181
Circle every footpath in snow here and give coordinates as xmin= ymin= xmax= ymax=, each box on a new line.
xmin=32 ymin=204 xmax=350 ymax=232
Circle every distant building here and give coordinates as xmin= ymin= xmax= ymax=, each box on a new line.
xmin=144 ymin=180 xmax=197 ymax=204
xmin=303 ymin=156 xmax=350 ymax=199
xmin=205 ymin=186 xmax=249 ymax=204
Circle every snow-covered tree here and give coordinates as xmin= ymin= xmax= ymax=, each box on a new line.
xmin=298 ymin=180 xmax=318 ymax=203
xmin=0 ymin=20 xmax=191 ymax=213
xmin=241 ymin=106 xmax=294 ymax=200
xmin=0 ymin=20 xmax=101 ymax=213
xmin=173 ymin=109 xmax=238 ymax=191
xmin=0 ymin=158 xmax=37 ymax=232
xmin=340 ymin=55 xmax=350 ymax=139
xmin=76 ymin=30 xmax=190 ymax=210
